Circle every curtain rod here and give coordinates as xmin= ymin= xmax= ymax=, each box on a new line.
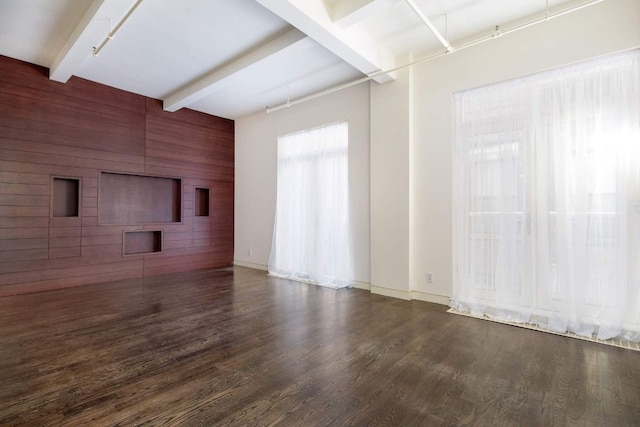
xmin=265 ymin=0 xmax=606 ymax=114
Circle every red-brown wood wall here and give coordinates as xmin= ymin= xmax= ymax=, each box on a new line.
xmin=0 ymin=55 xmax=234 ymax=297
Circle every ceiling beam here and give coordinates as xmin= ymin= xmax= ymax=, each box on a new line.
xmin=163 ymin=28 xmax=310 ymax=112
xmin=256 ymin=0 xmax=395 ymax=83
xmin=49 ymin=0 xmax=139 ymax=83
xmin=331 ymin=0 xmax=387 ymax=28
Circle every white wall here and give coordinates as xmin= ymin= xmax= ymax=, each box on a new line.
xmin=234 ymin=83 xmax=371 ymax=283
xmin=370 ymin=63 xmax=412 ymax=295
xmin=409 ymin=0 xmax=640 ymax=299
xmin=235 ymin=0 xmax=640 ymax=301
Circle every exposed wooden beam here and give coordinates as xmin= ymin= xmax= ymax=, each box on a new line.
xmin=163 ymin=28 xmax=310 ymax=112
xmin=256 ymin=0 xmax=395 ymax=83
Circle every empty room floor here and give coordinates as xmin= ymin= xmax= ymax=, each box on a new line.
xmin=1 ymin=266 xmax=639 ymax=426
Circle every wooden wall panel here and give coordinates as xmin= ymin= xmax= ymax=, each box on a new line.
xmin=0 ymin=55 xmax=234 ymax=297
xmin=139 ymin=99 xmax=234 ymax=276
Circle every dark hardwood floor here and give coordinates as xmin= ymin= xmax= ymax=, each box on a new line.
xmin=1 ymin=266 xmax=639 ymax=426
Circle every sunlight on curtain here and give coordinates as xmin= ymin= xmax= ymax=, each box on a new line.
xmin=269 ymin=121 xmax=353 ymax=288
xmin=452 ymin=50 xmax=640 ymax=341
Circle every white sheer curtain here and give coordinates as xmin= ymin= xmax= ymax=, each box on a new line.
xmin=452 ymin=50 xmax=640 ymax=340
xmin=269 ymin=121 xmax=354 ymax=288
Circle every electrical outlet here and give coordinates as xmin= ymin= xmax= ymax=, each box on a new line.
xmin=426 ymin=272 xmax=433 ymax=284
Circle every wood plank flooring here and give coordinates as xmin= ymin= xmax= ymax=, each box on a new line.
xmin=1 ymin=266 xmax=639 ymax=426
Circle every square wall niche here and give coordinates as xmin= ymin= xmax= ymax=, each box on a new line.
xmin=123 ymin=230 xmax=162 ymax=256
xmin=195 ymin=187 xmax=210 ymax=217
xmin=52 ymin=177 xmax=80 ymax=217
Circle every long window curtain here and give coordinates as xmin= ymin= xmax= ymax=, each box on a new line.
xmin=269 ymin=121 xmax=354 ymax=288
xmin=452 ymin=50 xmax=640 ymax=341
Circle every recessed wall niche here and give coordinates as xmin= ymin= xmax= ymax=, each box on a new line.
xmin=123 ymin=230 xmax=162 ymax=255
xmin=99 ymin=172 xmax=181 ymax=224
xmin=195 ymin=187 xmax=210 ymax=217
xmin=51 ymin=177 xmax=80 ymax=217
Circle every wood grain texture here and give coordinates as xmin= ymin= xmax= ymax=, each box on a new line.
xmin=99 ymin=173 xmax=181 ymax=225
xmin=1 ymin=266 xmax=639 ymax=426
xmin=0 ymin=55 xmax=234 ymax=296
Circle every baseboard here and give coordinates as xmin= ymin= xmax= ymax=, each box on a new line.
xmin=352 ymin=281 xmax=370 ymax=291
xmin=370 ymin=285 xmax=412 ymax=301
xmin=370 ymin=285 xmax=449 ymax=305
xmin=230 ymin=267 xmax=446 ymax=304
xmin=411 ymin=291 xmax=450 ymax=306
xmin=233 ymin=264 xmax=371 ymax=290
xmin=233 ymin=260 xmax=268 ymax=271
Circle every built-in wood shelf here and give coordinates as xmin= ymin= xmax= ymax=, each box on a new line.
xmin=195 ymin=187 xmax=210 ymax=217
xmin=51 ymin=177 xmax=80 ymax=217
xmin=123 ymin=230 xmax=163 ymax=256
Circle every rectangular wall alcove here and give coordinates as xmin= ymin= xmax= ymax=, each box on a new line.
xmin=51 ymin=177 xmax=80 ymax=217
xmin=123 ymin=230 xmax=162 ymax=256
xmin=100 ymin=172 xmax=181 ymax=224
xmin=195 ymin=187 xmax=210 ymax=217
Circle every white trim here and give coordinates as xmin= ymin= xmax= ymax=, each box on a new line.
xmin=352 ymin=281 xmax=370 ymax=291
xmin=235 ymin=262 xmax=372 ymax=290
xmin=230 ymin=265 xmax=447 ymax=305
xmin=233 ymin=260 xmax=268 ymax=271
xmin=411 ymin=291 xmax=450 ymax=306
xmin=370 ymin=285 xmax=412 ymax=301
xmin=370 ymin=285 xmax=450 ymax=305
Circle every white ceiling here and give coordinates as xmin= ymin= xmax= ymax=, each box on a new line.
xmin=0 ymin=0 xmax=577 ymax=119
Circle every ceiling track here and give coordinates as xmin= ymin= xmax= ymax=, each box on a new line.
xmin=266 ymin=0 xmax=606 ymax=114
xmin=404 ymin=0 xmax=453 ymax=53
xmin=92 ymin=0 xmax=144 ymax=57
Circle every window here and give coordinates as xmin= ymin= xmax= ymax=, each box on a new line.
xmin=452 ymin=50 xmax=640 ymax=340
xmin=268 ymin=122 xmax=353 ymax=288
